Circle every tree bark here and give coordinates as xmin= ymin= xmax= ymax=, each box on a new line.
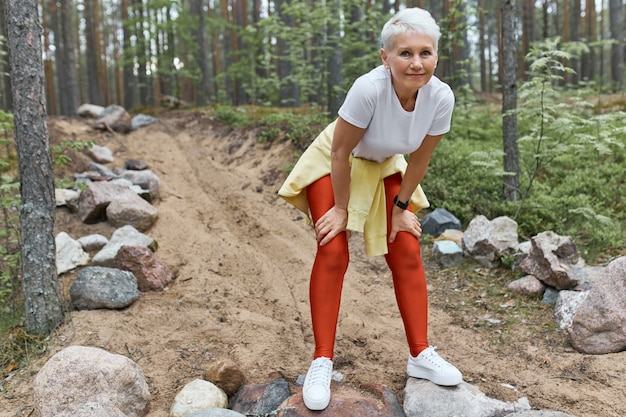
xmin=608 ymin=0 xmax=624 ymax=92
xmin=501 ymin=0 xmax=520 ymax=202
xmin=326 ymin=0 xmax=343 ymax=116
xmin=121 ymin=0 xmax=135 ymax=109
xmin=5 ymin=0 xmax=63 ymax=335
xmin=191 ymin=0 xmax=210 ymax=106
xmin=84 ymin=0 xmax=103 ymax=105
xmin=0 ymin=0 xmax=13 ymax=110
xmin=56 ymin=0 xmax=79 ymax=115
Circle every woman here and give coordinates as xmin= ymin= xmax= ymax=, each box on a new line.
xmin=278 ymin=7 xmax=462 ymax=411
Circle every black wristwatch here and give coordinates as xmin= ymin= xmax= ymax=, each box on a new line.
xmin=393 ymin=195 xmax=410 ymax=210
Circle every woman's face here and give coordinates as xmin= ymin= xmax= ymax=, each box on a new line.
xmin=380 ymin=32 xmax=438 ymax=94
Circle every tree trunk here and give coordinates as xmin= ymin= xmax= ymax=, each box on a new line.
xmin=191 ymin=0 xmax=210 ymax=106
xmin=608 ymin=0 xmax=624 ymax=92
xmin=5 ymin=0 xmax=63 ymax=335
xmin=134 ymin=0 xmax=149 ymax=106
xmin=276 ymin=0 xmax=299 ymax=107
xmin=43 ymin=0 xmax=58 ymax=115
xmin=478 ymin=0 xmax=487 ymax=92
xmin=521 ymin=0 xmax=535 ymax=78
xmin=57 ymin=0 xmax=79 ymax=115
xmin=501 ymin=0 xmax=519 ymax=202
xmin=0 ymin=0 xmax=13 ymax=110
xmin=84 ymin=0 xmax=103 ymax=105
xmin=326 ymin=0 xmax=343 ymax=116
xmin=121 ymin=0 xmax=135 ymax=109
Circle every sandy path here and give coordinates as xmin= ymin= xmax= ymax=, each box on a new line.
xmin=1 ymin=112 xmax=624 ymax=417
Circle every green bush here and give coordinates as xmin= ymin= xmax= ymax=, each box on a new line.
xmin=212 ymin=105 xmax=252 ymax=127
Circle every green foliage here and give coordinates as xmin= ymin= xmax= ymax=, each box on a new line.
xmin=0 ymin=110 xmax=19 ymax=314
xmin=259 ymin=110 xmax=331 ymax=151
xmin=0 ymin=173 xmax=20 ymax=311
xmin=212 ymin=105 xmax=253 ymax=127
xmin=427 ymin=39 xmax=625 ymax=259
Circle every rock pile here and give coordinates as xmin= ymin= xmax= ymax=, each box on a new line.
xmin=35 ymin=346 xmax=577 ymax=417
xmin=422 ymin=210 xmax=626 ymax=356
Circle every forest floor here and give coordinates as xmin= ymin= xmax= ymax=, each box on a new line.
xmin=1 ymin=110 xmax=625 ymax=417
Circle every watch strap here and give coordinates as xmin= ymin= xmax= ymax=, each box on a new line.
xmin=393 ymin=195 xmax=410 ymax=210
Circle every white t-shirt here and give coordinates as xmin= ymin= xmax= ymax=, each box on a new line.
xmin=338 ymin=65 xmax=455 ymax=163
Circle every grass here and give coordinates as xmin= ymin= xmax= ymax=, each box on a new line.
xmin=425 ymin=254 xmax=570 ymax=351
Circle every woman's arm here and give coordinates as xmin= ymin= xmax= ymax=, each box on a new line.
xmin=389 ymin=133 xmax=444 ymax=243
xmin=330 ymin=117 xmax=366 ymax=209
xmin=315 ymin=117 xmax=365 ymax=246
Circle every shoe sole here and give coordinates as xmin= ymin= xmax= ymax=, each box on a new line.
xmin=407 ymin=366 xmax=462 ymax=386
xmin=303 ymin=394 xmax=330 ymax=410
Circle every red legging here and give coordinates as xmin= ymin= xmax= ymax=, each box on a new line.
xmin=306 ymin=173 xmax=429 ymax=360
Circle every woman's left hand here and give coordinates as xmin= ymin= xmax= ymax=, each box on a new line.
xmin=389 ymin=208 xmax=422 ymax=243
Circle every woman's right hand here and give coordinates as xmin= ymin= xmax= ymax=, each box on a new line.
xmin=314 ymin=206 xmax=349 ymax=246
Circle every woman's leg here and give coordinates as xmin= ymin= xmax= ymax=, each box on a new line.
xmin=307 ymin=175 xmax=350 ymax=360
xmin=383 ymin=173 xmax=429 ymax=357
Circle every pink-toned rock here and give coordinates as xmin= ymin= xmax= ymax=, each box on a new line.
xmin=114 ymin=245 xmax=173 ymax=291
xmin=507 ymin=275 xmax=546 ymax=295
xmin=275 ymin=383 xmax=404 ymax=417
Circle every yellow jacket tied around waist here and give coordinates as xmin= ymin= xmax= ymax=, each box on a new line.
xmin=278 ymin=119 xmax=430 ymax=257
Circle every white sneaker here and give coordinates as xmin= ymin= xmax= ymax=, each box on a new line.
xmin=407 ymin=346 xmax=462 ymax=386
xmin=302 ymin=357 xmax=333 ymax=410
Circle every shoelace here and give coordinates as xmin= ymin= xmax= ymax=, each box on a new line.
xmin=306 ymin=358 xmax=332 ymax=386
xmin=421 ymin=347 xmax=452 ymax=369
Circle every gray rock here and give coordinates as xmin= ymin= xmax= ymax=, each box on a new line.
xmin=70 ymin=266 xmax=139 ymax=310
xmin=55 ymin=232 xmax=90 ymax=274
xmin=519 ymin=231 xmax=579 ymax=290
xmin=432 ymin=240 xmax=464 ymax=268
xmin=92 ymin=225 xmax=155 ymax=267
xmin=95 ymin=104 xmax=132 ymax=133
xmin=77 ymin=103 xmax=105 ymax=118
xmin=33 ymin=346 xmax=150 ymax=417
xmin=421 ymin=208 xmax=462 ymax=237
xmin=403 ymin=379 xmax=530 ymax=417
xmin=106 ymin=192 xmax=158 ymax=232
xmin=554 ymin=290 xmax=589 ymax=330
xmin=188 ymin=410 xmax=246 ymax=417
xmin=55 ymin=188 xmax=80 ymax=207
xmin=231 ymin=377 xmax=291 ymax=415
xmin=542 ymin=287 xmax=560 ymax=305
xmin=507 ymin=411 xmax=576 ymax=417
xmin=131 ymin=114 xmax=159 ymax=130
xmin=87 ymin=161 xmax=117 ymax=179
xmin=125 ymin=158 xmax=150 ymax=170
xmin=117 ymin=169 xmax=161 ymax=202
xmin=569 ymin=256 xmax=626 ymax=354
xmin=77 ymin=233 xmax=109 ymax=252
xmin=462 ymin=215 xmax=519 ymax=268
xmin=170 ymin=379 xmax=228 ymax=417
xmin=77 ymin=181 xmax=139 ymax=224
xmin=85 ymin=144 xmax=114 ymax=164
xmin=571 ymin=264 xmax=605 ymax=290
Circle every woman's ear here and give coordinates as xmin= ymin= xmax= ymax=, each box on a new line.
xmin=380 ymin=48 xmax=389 ymax=68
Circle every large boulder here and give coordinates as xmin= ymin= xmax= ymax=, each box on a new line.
xmin=569 ymin=256 xmax=626 ymax=354
xmin=34 ymin=346 xmax=150 ymax=417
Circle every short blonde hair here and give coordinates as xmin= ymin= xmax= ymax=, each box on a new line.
xmin=381 ymin=8 xmax=441 ymax=52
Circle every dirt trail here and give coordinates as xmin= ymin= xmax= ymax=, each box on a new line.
xmin=1 ymin=111 xmax=624 ymax=417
